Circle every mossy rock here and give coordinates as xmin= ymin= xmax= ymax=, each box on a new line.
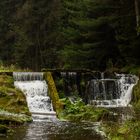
xmin=118 ymin=125 xmax=129 ymax=135
xmin=0 ymin=74 xmax=30 ymax=115
xmin=0 ymin=74 xmax=14 ymax=88
xmin=0 ymin=74 xmax=31 ymax=116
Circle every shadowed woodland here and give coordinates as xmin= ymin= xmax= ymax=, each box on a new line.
xmin=0 ymin=0 xmax=140 ymax=71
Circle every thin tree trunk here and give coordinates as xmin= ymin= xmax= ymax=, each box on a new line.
xmin=135 ymin=0 xmax=140 ymax=34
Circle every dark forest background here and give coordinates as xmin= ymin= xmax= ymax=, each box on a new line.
xmin=0 ymin=0 xmax=140 ymax=71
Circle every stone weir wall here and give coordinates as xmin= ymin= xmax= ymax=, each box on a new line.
xmin=1 ymin=70 xmax=138 ymax=108
xmin=43 ymin=69 xmax=117 ymax=104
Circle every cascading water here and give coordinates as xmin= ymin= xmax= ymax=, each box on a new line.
xmin=89 ymin=73 xmax=138 ymax=107
xmin=13 ymin=72 xmax=56 ymax=121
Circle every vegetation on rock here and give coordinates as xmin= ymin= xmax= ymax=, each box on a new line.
xmin=0 ymin=73 xmax=32 ymax=136
xmin=0 ymin=74 xmax=30 ymax=115
xmin=45 ymin=72 xmax=64 ymax=114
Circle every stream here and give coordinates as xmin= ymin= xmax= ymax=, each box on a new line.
xmin=2 ymin=118 xmax=104 ymax=140
xmin=8 ymin=72 xmax=137 ymax=140
xmin=11 ymin=72 xmax=105 ymax=140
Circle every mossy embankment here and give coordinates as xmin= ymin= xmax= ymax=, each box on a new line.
xmin=103 ymin=73 xmax=140 ymax=140
xmin=0 ymin=73 xmax=32 ymax=136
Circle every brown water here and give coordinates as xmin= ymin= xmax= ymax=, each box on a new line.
xmin=1 ymin=119 xmax=105 ymax=140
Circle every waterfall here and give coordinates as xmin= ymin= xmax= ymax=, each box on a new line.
xmin=13 ymin=72 xmax=44 ymax=81
xmin=13 ymin=72 xmax=56 ymax=120
xmin=89 ymin=73 xmax=138 ymax=107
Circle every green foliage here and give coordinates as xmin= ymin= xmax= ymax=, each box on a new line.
xmin=104 ymin=120 xmax=140 ymax=140
xmin=0 ymin=110 xmax=32 ymax=125
xmin=0 ymin=74 xmax=14 ymax=88
xmin=0 ymin=63 xmax=29 ymax=72
xmin=13 ymin=0 xmax=64 ymax=70
xmin=60 ymin=0 xmax=121 ymax=70
xmin=0 ymin=0 xmax=139 ymax=70
xmin=132 ymin=79 xmax=140 ymax=117
xmin=121 ymin=65 xmax=140 ymax=75
xmin=59 ymin=98 xmax=109 ymax=122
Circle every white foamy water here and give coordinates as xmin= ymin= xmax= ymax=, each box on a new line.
xmin=13 ymin=72 xmax=56 ymax=120
xmin=89 ymin=74 xmax=139 ymax=107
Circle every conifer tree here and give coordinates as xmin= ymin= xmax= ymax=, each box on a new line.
xmin=61 ymin=0 xmax=120 ymax=70
xmin=13 ymin=0 xmax=63 ymax=70
xmin=0 ymin=0 xmax=22 ymax=65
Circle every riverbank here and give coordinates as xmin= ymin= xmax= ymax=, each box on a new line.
xmin=0 ymin=73 xmax=32 ymax=136
xmin=102 ymin=74 xmax=140 ymax=140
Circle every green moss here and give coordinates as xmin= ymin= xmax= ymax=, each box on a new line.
xmin=0 ymin=73 xmax=32 ymax=135
xmin=0 ymin=74 xmax=31 ymax=115
xmin=44 ymin=72 xmax=64 ymax=114
xmin=0 ymin=115 xmax=24 ymax=125
xmin=121 ymin=65 xmax=140 ymax=75
xmin=132 ymin=79 xmax=140 ymax=117
xmin=104 ymin=120 xmax=140 ymax=140
xmin=0 ymin=64 xmax=29 ymax=72
xmin=0 ymin=74 xmax=14 ymax=88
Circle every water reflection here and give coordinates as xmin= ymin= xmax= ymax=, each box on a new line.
xmin=2 ymin=119 xmax=104 ymax=140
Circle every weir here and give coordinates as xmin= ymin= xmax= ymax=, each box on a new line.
xmin=13 ymin=72 xmax=56 ymax=121
xmin=89 ymin=73 xmax=138 ymax=107
xmin=57 ymin=71 xmax=138 ymax=107
xmin=13 ymin=71 xmax=139 ymax=114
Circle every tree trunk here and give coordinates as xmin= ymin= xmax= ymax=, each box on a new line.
xmin=135 ymin=0 xmax=140 ymax=34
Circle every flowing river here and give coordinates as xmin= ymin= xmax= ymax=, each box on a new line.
xmin=7 ymin=72 xmax=137 ymax=140
xmin=2 ymin=119 xmax=104 ymax=140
